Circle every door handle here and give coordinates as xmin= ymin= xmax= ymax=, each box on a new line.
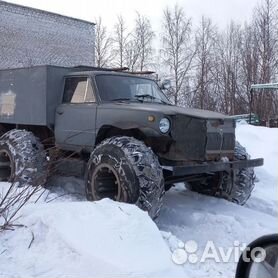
xmin=56 ymin=109 xmax=64 ymax=115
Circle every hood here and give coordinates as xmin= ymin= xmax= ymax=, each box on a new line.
xmin=100 ymin=102 xmax=230 ymax=120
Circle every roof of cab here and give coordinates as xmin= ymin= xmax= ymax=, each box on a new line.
xmin=66 ymin=71 xmax=156 ymax=81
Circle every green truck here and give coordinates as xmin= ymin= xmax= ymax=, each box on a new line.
xmin=0 ymin=66 xmax=264 ymax=218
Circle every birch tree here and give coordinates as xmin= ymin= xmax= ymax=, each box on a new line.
xmin=113 ymin=16 xmax=129 ymax=68
xmin=193 ymin=16 xmax=218 ymax=110
xmin=134 ymin=12 xmax=154 ymax=71
xmin=94 ymin=17 xmax=112 ymax=67
xmin=161 ymin=5 xmax=195 ymax=105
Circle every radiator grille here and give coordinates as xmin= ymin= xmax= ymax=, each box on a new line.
xmin=206 ymin=133 xmax=235 ymax=151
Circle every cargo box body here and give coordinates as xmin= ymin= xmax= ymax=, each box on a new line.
xmin=0 ymin=66 xmax=75 ymax=128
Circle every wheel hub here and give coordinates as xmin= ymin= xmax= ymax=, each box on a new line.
xmin=91 ymin=163 xmax=126 ymax=202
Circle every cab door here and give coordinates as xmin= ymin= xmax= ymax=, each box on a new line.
xmin=55 ymin=76 xmax=97 ymax=152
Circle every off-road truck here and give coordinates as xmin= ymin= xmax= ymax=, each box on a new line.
xmin=0 ymin=65 xmax=263 ymax=218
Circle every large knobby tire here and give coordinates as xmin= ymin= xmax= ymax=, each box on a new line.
xmin=188 ymin=142 xmax=255 ymax=205
xmin=0 ymin=129 xmax=48 ymax=186
xmin=86 ymin=136 xmax=165 ymax=219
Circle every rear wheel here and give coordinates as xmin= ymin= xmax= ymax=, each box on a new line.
xmin=0 ymin=129 xmax=48 ymax=186
xmin=86 ymin=136 xmax=165 ymax=219
xmin=187 ymin=142 xmax=255 ymax=205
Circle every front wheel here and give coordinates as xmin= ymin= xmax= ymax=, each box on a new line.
xmin=86 ymin=136 xmax=165 ymax=219
xmin=188 ymin=142 xmax=255 ymax=205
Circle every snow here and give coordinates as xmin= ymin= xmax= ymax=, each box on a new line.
xmin=0 ymin=199 xmax=183 ymax=278
xmin=0 ymin=124 xmax=277 ymax=278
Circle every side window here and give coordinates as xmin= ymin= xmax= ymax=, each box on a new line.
xmin=63 ymin=77 xmax=95 ymax=103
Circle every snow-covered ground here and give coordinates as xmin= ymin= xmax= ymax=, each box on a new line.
xmin=0 ymin=124 xmax=277 ymax=278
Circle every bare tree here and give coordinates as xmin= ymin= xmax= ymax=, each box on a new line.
xmin=252 ymin=0 xmax=278 ymax=121
xmin=161 ymin=5 xmax=195 ymax=105
xmin=239 ymin=23 xmax=260 ymax=113
xmin=215 ymin=21 xmax=243 ymax=114
xmin=124 ymin=39 xmax=140 ymax=71
xmin=99 ymin=2 xmax=278 ymax=119
xmin=94 ymin=17 xmax=112 ymax=67
xmin=113 ymin=16 xmax=129 ymax=68
xmin=134 ymin=12 xmax=154 ymax=71
xmin=193 ymin=16 xmax=218 ymax=110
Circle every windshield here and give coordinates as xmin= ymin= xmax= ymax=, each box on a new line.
xmin=95 ymin=74 xmax=170 ymax=104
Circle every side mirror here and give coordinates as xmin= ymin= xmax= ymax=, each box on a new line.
xmin=236 ymin=234 xmax=278 ymax=278
xmin=161 ymin=79 xmax=171 ymax=90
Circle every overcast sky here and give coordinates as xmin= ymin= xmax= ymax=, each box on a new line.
xmin=6 ymin=0 xmax=262 ymax=33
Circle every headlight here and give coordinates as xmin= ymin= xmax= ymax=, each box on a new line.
xmin=159 ymin=118 xmax=170 ymax=133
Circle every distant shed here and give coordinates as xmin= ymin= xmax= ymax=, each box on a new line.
xmin=0 ymin=1 xmax=95 ymax=69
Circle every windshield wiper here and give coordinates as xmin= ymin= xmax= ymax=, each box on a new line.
xmin=135 ymin=94 xmax=155 ymax=99
xmin=135 ymin=94 xmax=169 ymax=105
xmin=111 ymin=98 xmax=131 ymax=102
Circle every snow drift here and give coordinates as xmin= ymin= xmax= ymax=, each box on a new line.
xmin=0 ymin=199 xmax=182 ymax=278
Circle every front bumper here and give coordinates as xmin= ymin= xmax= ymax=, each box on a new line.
xmin=172 ymin=158 xmax=264 ymax=176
